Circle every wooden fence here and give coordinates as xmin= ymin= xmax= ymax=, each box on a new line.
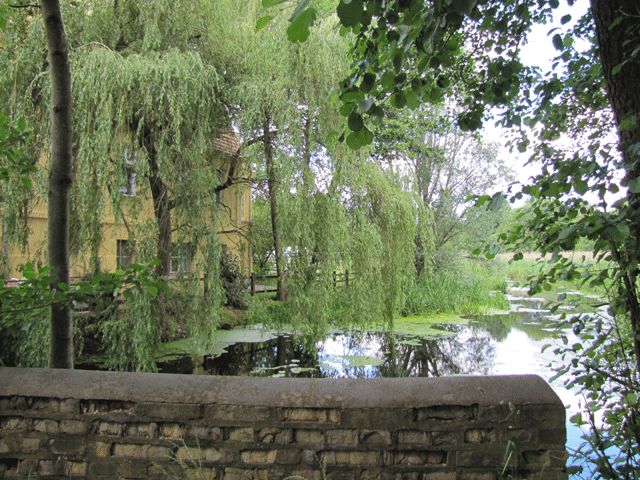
xmin=249 ymin=273 xmax=278 ymax=295
xmin=249 ymin=271 xmax=355 ymax=296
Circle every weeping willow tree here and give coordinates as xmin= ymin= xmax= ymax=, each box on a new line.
xmin=208 ymin=0 xmax=417 ymax=331
xmin=205 ymin=0 xmax=348 ymax=303
xmin=71 ymin=48 xmax=222 ymax=274
xmin=0 ymin=0 xmax=236 ymax=368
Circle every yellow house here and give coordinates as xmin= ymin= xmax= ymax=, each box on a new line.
xmin=1 ymin=132 xmax=252 ymax=280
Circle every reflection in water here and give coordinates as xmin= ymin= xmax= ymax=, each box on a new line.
xmin=156 ymin=290 xmax=568 ymax=380
xmin=377 ymin=325 xmax=495 ymax=377
xmin=158 ymin=325 xmax=497 ymax=379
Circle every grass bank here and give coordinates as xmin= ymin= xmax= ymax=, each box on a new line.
xmin=402 ymin=258 xmax=509 ymax=317
xmin=497 ymin=255 xmax=608 ymax=297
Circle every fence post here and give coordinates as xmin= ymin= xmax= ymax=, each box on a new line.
xmin=250 ymin=273 xmax=256 ymax=296
xmin=333 ymin=271 xmax=337 ymax=288
xmin=345 ymin=269 xmax=349 ymax=287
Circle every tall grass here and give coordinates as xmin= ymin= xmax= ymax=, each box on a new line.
xmin=244 ymin=257 xmax=510 ymax=329
xmin=402 ymin=258 xmax=508 ymax=316
xmin=497 ymin=255 xmax=607 ymax=297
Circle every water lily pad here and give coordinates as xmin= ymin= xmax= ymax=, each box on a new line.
xmin=213 ymin=327 xmax=280 ymax=345
xmin=349 ymin=313 xmax=465 ymax=339
xmin=390 ymin=316 xmax=460 ymax=338
xmin=157 ymin=326 xmax=282 ymax=361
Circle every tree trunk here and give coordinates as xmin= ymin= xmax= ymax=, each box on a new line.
xmin=300 ymin=107 xmax=318 ymax=287
xmin=41 ymin=0 xmax=74 ymax=369
xmin=302 ymin=107 xmax=313 ymax=192
xmin=143 ymin=132 xmax=172 ymax=276
xmin=263 ymin=113 xmax=286 ymax=301
xmin=142 ymin=130 xmax=172 ymax=338
xmin=591 ymin=0 xmax=640 ymax=369
xmin=3 ymin=221 xmax=9 ymax=280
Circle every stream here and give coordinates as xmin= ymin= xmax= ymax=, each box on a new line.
xmin=154 ymin=285 xmax=606 ymax=478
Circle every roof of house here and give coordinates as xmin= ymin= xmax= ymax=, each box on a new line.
xmin=213 ymin=131 xmax=240 ymax=157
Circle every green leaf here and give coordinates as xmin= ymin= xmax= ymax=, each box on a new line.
xmin=611 ymin=62 xmax=625 ymax=76
xmin=286 ymin=7 xmax=316 ymax=42
xmin=404 ymin=89 xmax=420 ymax=109
xmin=391 ymin=91 xmax=406 ymax=108
xmin=428 ymin=86 xmax=443 ymax=102
xmin=560 ymin=14 xmax=571 ymax=25
xmin=552 ymin=34 xmax=563 ymax=51
xmin=337 ymin=0 xmax=363 ymax=28
xmin=569 ymin=412 xmax=583 ymax=425
xmin=144 ymin=284 xmax=158 ymax=298
xmin=345 ymin=126 xmax=373 ymax=150
xmin=341 ymin=87 xmax=364 ymax=102
xmin=325 ymin=130 xmax=340 ymax=146
xmin=381 ymin=71 xmax=395 ymax=90
xmin=609 ymin=223 xmax=630 ymax=242
xmin=574 ymin=179 xmax=588 ymax=195
xmin=558 ymin=225 xmax=575 ymax=241
xmin=517 ymin=140 xmax=529 ymax=153
xmin=620 ymin=114 xmax=637 ymax=132
xmin=361 ymin=126 xmax=373 ymax=146
xmin=369 ymin=105 xmax=384 ymax=120
xmin=339 ymin=102 xmax=355 ymax=117
xmin=345 ymin=131 xmax=362 ymax=149
xmin=348 ymin=112 xmax=364 ymax=132
xmin=360 ymin=72 xmax=375 ymax=93
xmin=255 ymin=15 xmax=274 ymax=32
xmin=289 ymin=0 xmax=310 ymax=20
xmin=458 ymin=109 xmax=483 ymax=131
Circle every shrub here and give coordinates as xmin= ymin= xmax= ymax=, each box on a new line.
xmin=220 ymin=248 xmax=248 ymax=309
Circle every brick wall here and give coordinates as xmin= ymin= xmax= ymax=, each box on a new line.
xmin=0 ymin=368 xmax=567 ymax=479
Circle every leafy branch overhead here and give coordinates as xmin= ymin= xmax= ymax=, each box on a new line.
xmin=259 ymin=0 xmax=555 ymax=149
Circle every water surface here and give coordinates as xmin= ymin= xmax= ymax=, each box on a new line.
xmin=156 ymin=286 xmax=605 ymax=478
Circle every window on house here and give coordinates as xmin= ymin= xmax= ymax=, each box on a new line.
xmin=116 ymin=240 xmax=133 ymax=269
xmin=119 ymin=149 xmax=136 ymax=196
xmin=170 ymin=244 xmax=191 ymax=275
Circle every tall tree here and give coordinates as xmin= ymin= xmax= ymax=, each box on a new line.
xmin=591 ymin=0 xmax=640 ymax=365
xmin=40 ymin=0 xmax=73 ymax=368
xmin=218 ymin=0 xmax=350 ymax=303
xmin=374 ymin=108 xmax=511 ymax=275
xmin=262 ymin=111 xmax=286 ymax=300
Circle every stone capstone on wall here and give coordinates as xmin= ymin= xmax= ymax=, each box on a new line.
xmin=0 ymin=368 xmax=567 ymax=479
